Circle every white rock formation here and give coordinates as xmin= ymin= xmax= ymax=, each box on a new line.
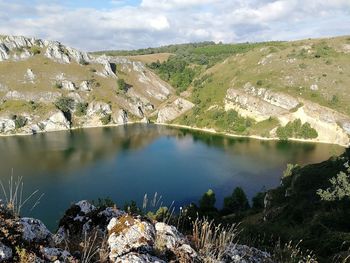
xmin=79 ymin=80 xmax=92 ymax=91
xmin=24 ymin=68 xmax=36 ymax=83
xmin=310 ymin=84 xmax=319 ymax=91
xmin=87 ymin=101 xmax=112 ymax=116
xmin=107 ymin=215 xmax=155 ymax=261
xmin=4 ymin=90 xmax=61 ymax=103
xmin=40 ymin=111 xmax=70 ymax=132
xmin=61 ymin=80 xmax=76 ymax=91
xmin=0 ymin=118 xmax=15 ymax=133
xmin=157 ymin=98 xmax=194 ymax=123
xmin=113 ymin=109 xmax=128 ymax=125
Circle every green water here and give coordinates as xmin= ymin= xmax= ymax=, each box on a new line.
xmin=0 ymin=124 xmax=343 ymax=230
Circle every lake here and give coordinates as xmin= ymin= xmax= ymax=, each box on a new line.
xmin=0 ymin=124 xmax=344 ymax=230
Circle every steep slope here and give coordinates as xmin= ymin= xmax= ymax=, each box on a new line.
xmin=0 ymin=35 xmax=193 ymax=135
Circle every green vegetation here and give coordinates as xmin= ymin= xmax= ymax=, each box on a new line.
xmin=54 ymin=97 xmax=74 ymax=114
xmin=117 ymin=78 xmax=128 ymax=92
xmin=100 ymin=114 xmax=111 ymax=125
xmin=222 ymin=187 xmax=250 ymax=215
xmin=276 ymin=119 xmax=318 ymax=140
xmin=75 ymin=102 xmax=88 ymax=116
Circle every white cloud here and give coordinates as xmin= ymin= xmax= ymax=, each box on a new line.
xmin=0 ymin=0 xmax=349 ymax=51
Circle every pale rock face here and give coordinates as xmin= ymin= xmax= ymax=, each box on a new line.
xmin=141 ymin=117 xmax=150 ymax=123
xmin=0 ymin=43 xmax=9 ymax=61
xmin=342 ymin=122 xmax=350 ymax=135
xmin=0 ymin=242 xmax=12 ymax=261
xmin=25 ymin=68 xmax=36 ymax=83
xmin=87 ymin=101 xmax=112 ymax=116
xmin=156 ymin=98 xmax=194 ymax=123
xmin=67 ymin=92 xmax=83 ymax=104
xmin=95 ymin=55 xmax=117 ymax=78
xmin=115 ymin=253 xmax=165 ymax=263
xmin=40 ymin=111 xmax=70 ymax=132
xmin=20 ymin=218 xmax=52 ymax=242
xmin=107 ymin=215 xmax=155 ymax=261
xmin=0 ymin=118 xmax=15 ymax=133
xmin=98 ymin=207 xmax=126 ymax=222
xmin=44 ymin=42 xmax=70 ymax=64
xmin=113 ymin=109 xmax=128 ymax=125
xmin=79 ymin=80 xmax=92 ymax=91
xmin=61 ymin=80 xmax=76 ymax=91
xmin=65 ymin=46 xmax=91 ymax=64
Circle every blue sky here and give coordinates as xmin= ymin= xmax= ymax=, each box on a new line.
xmin=0 ymin=0 xmax=349 ymax=51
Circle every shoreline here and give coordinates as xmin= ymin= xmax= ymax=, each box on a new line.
xmin=0 ymin=121 xmax=348 ymax=147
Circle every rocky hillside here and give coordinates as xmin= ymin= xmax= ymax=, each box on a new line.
xmin=0 ymin=35 xmax=193 ymax=136
xmin=120 ymin=36 xmax=350 ymax=146
xmin=0 ymin=199 xmax=271 ymax=262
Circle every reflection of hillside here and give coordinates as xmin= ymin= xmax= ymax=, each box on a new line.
xmin=0 ymin=124 xmax=179 ymax=175
xmin=0 ymin=124 xmax=343 ymax=178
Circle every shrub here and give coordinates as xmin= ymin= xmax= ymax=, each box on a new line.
xmin=100 ymin=114 xmax=111 ymax=125
xmin=222 ymin=187 xmax=250 ymax=215
xmin=252 ymin=192 xmax=265 ymax=210
xmin=14 ymin=115 xmax=27 ymax=129
xmin=54 ymin=97 xmax=74 ymax=113
xmin=30 ymin=45 xmax=41 ymax=55
xmin=117 ymin=78 xmax=127 ymax=92
xmin=53 ymin=82 xmax=62 ymax=89
xmin=256 ymin=80 xmax=263 ymax=86
xmin=75 ymin=102 xmax=88 ymax=116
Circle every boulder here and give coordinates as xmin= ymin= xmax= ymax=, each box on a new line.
xmin=219 ymin=244 xmax=272 ymax=263
xmin=79 ymin=80 xmax=92 ymax=91
xmin=87 ymin=101 xmax=112 ymax=116
xmin=20 ymin=218 xmax=52 ymax=243
xmin=156 ymin=98 xmax=194 ymax=123
xmin=40 ymin=111 xmax=70 ymax=132
xmin=25 ymin=68 xmax=36 ymax=83
xmin=113 ymin=109 xmax=128 ymax=125
xmin=40 ymin=247 xmax=72 ymax=262
xmin=0 ymin=118 xmax=15 ymax=133
xmin=310 ymin=84 xmax=319 ymax=91
xmin=0 ymin=242 xmax=12 ymax=261
xmin=107 ymin=215 xmax=155 ymax=261
xmin=61 ymin=80 xmax=76 ymax=91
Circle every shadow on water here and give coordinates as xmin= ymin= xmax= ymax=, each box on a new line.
xmin=0 ymin=124 xmax=344 ymax=230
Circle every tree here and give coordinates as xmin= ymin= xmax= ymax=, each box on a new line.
xmin=199 ymin=189 xmax=216 ymax=212
xmin=222 ymin=187 xmax=250 ymax=215
xmin=54 ymin=97 xmax=74 ymax=114
xmin=252 ymin=192 xmax=265 ymax=210
xmin=317 ymin=162 xmax=350 ymax=201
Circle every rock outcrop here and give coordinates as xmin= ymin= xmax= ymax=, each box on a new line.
xmin=156 ymin=98 xmax=194 ymax=123
xmin=39 ymin=111 xmax=70 ymax=132
xmin=0 ymin=199 xmax=273 ymax=263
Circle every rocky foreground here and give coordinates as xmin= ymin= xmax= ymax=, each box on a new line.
xmin=0 ymin=200 xmax=272 ymax=263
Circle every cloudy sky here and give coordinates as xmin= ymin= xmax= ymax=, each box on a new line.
xmin=0 ymin=0 xmax=349 ymax=51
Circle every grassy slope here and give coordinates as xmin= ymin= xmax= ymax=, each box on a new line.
xmin=153 ymin=36 xmax=350 ymax=138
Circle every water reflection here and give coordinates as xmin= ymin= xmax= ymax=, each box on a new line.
xmin=0 ymin=124 xmax=344 ymax=230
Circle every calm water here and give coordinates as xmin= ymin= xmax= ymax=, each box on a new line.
xmin=0 ymin=124 xmax=344 ymax=230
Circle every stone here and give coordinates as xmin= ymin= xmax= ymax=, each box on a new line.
xmin=61 ymin=80 xmax=76 ymax=91
xmin=156 ymin=98 xmax=194 ymax=123
xmin=87 ymin=101 xmax=112 ymax=116
xmin=25 ymin=68 xmax=36 ymax=83
xmin=76 ymin=200 xmax=96 ymax=214
xmin=113 ymin=109 xmax=128 ymax=125
xmin=79 ymin=80 xmax=92 ymax=91
xmin=107 ymin=215 xmax=155 ymax=260
xmin=0 ymin=242 xmax=12 ymax=261
xmin=40 ymin=111 xmax=70 ymax=132
xmin=20 ymin=218 xmax=52 ymax=242
xmin=219 ymin=244 xmax=272 ymax=263
xmin=0 ymin=118 xmax=15 ymax=133
xmin=40 ymin=247 xmax=72 ymax=262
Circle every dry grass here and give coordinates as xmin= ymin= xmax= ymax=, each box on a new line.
xmin=192 ymin=218 xmax=238 ymax=262
xmin=127 ymin=53 xmax=173 ymax=64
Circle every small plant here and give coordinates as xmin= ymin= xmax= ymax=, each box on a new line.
xmin=14 ymin=115 xmax=27 ymax=129
xmin=271 ymin=240 xmax=317 ymax=263
xmin=53 ymin=81 xmax=63 ymax=89
xmin=100 ymin=114 xmax=111 ymax=125
xmin=256 ymin=80 xmax=263 ymax=86
xmin=30 ymin=46 xmax=41 ymax=55
xmin=117 ymin=78 xmax=128 ymax=92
